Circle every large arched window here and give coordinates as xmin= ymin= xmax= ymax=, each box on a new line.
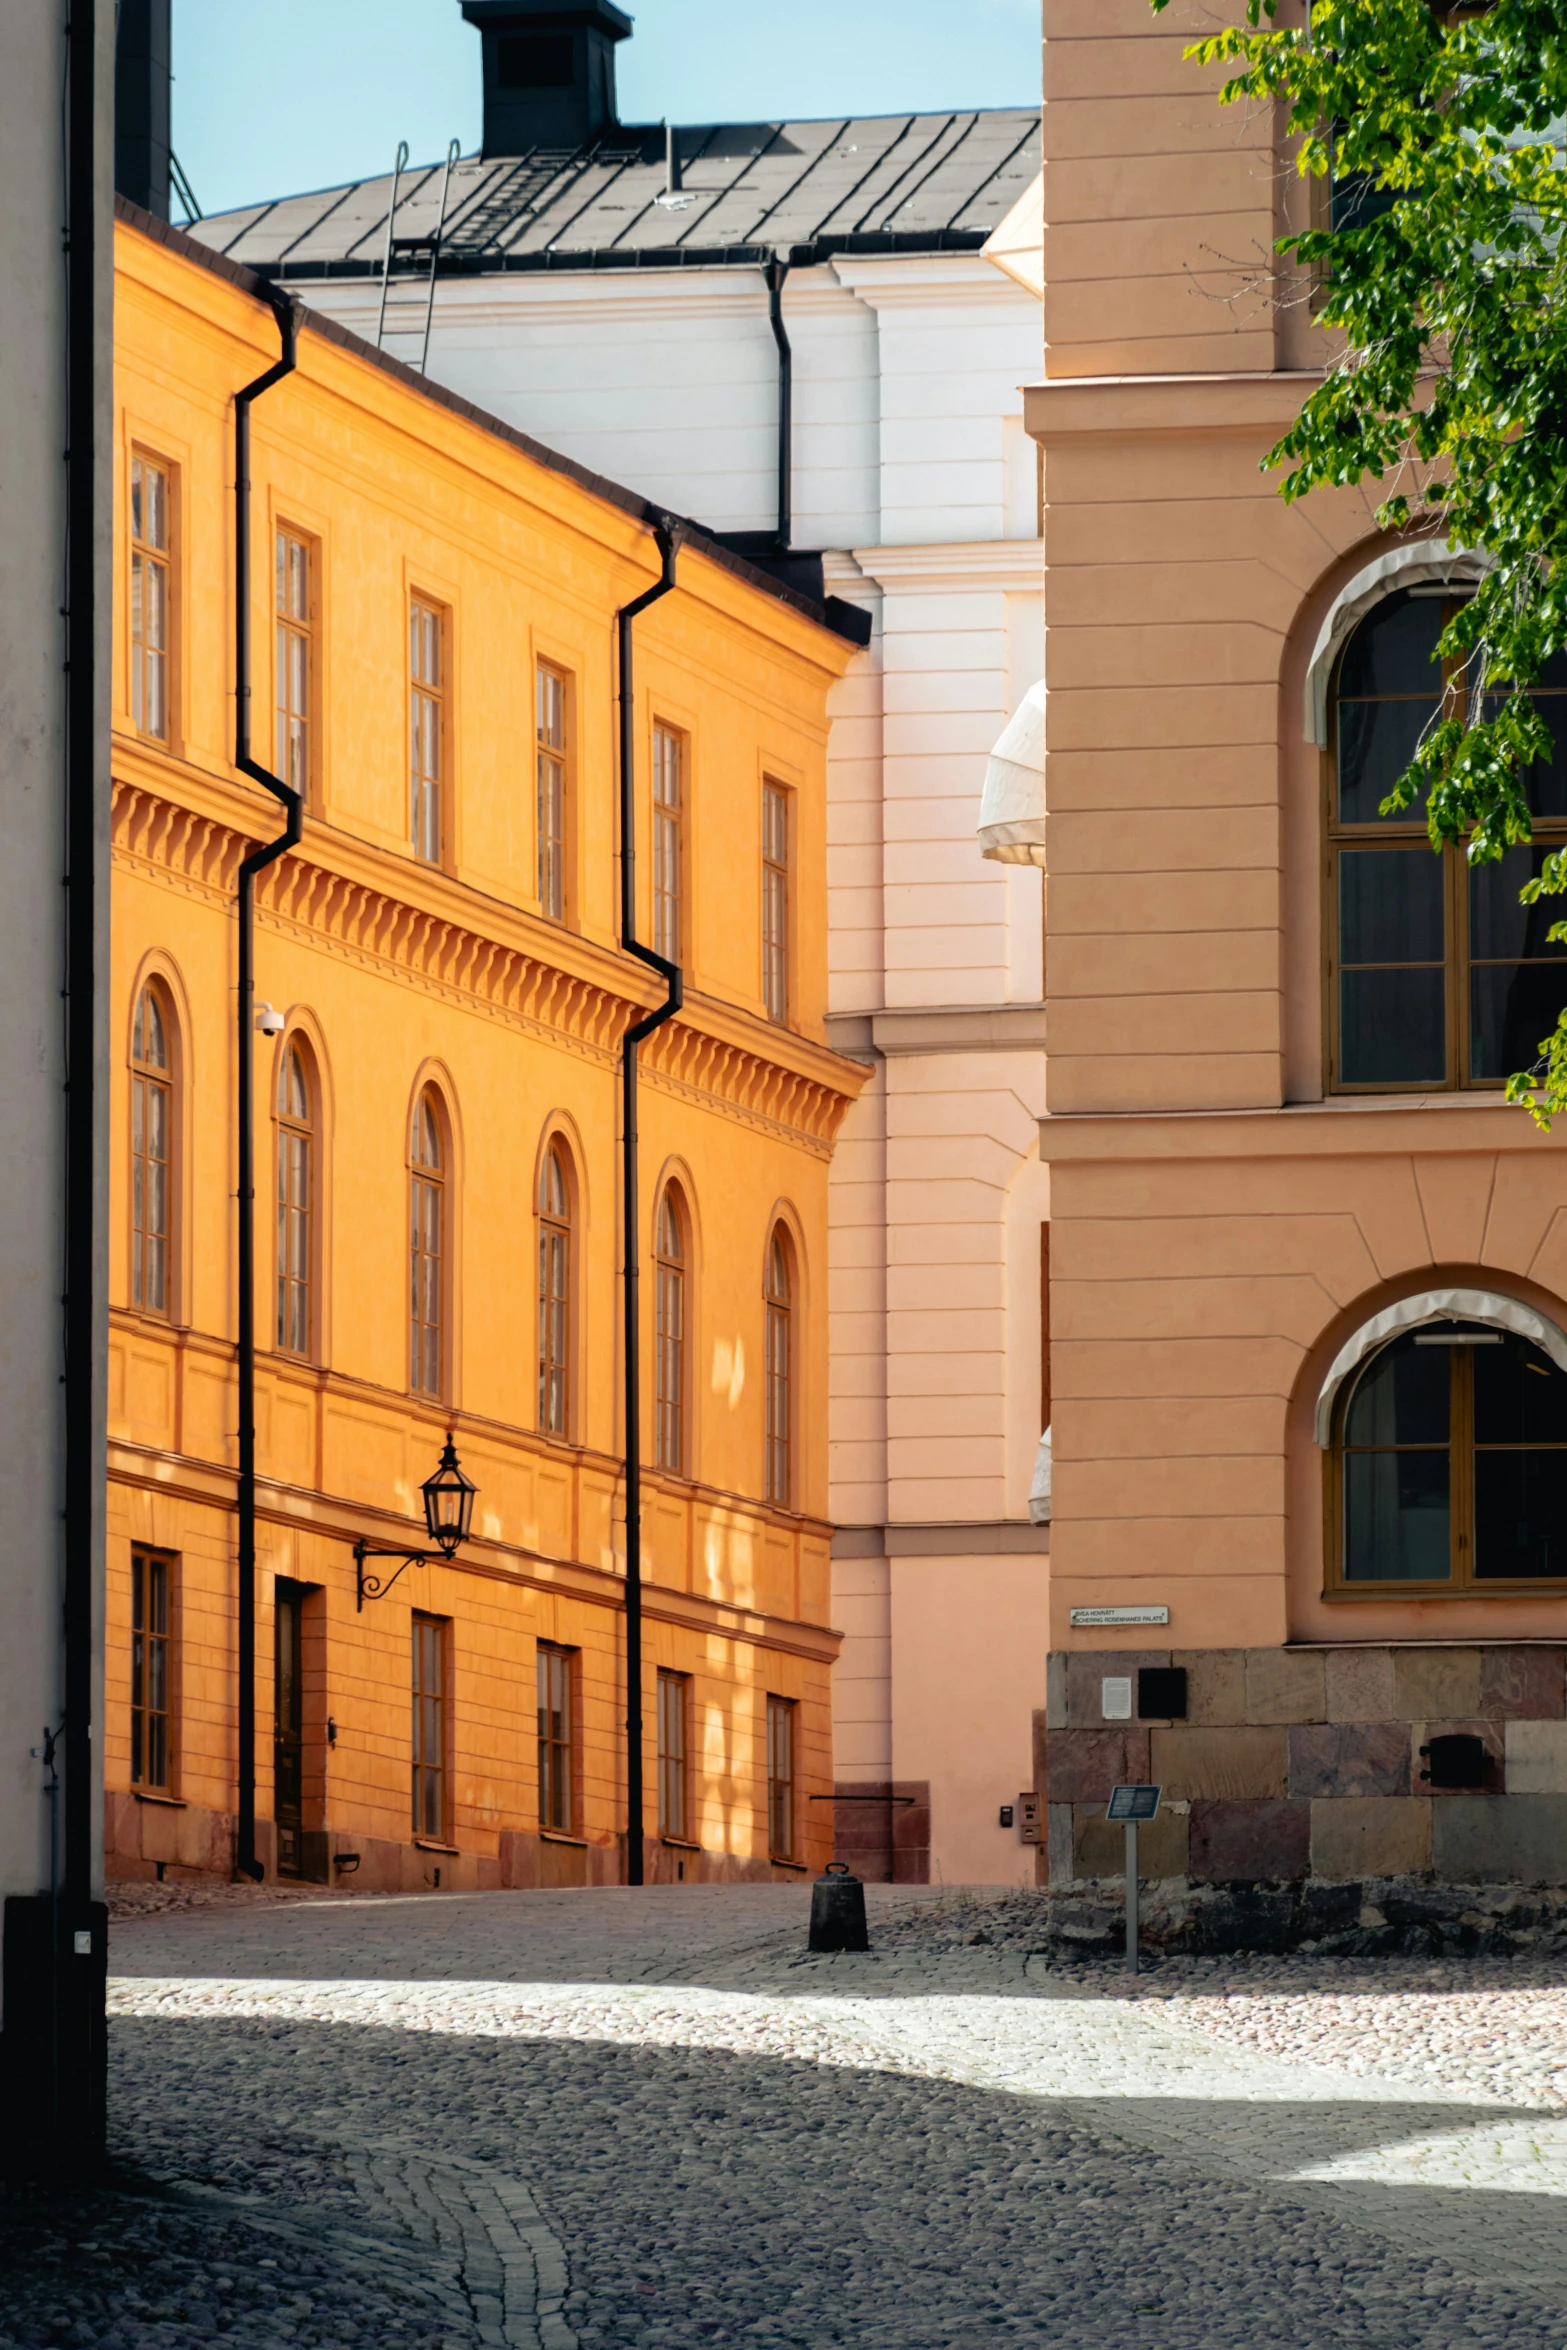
xmin=537 ymin=1139 xmax=572 ymax=1438
xmin=275 ymin=1041 xmax=314 ymax=1358
xmin=764 ymin=1225 xmax=792 ymax=1506
xmin=1329 ymin=588 xmax=1567 ymax=1090
xmin=131 ymin=982 xmax=172 ymax=1317
xmin=1330 ymin=1320 xmax=1567 ymax=1590
xmin=409 ymin=1090 xmax=445 ymax=1398
xmin=654 ymin=1186 xmax=686 ymax=1474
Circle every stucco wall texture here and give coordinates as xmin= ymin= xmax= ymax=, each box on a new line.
xmin=1030 ymin=1 xmax=1567 ymax=1892
xmin=107 ymin=215 xmax=861 ymax=1892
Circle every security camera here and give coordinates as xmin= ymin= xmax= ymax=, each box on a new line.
xmin=254 ymin=1002 xmax=286 ymax=1036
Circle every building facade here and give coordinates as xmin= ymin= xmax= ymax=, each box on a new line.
xmin=1027 ymin=0 xmax=1567 ymax=1911
xmin=109 ymin=204 xmax=861 ymax=1893
xmin=190 ymin=0 xmax=1050 ymax=1885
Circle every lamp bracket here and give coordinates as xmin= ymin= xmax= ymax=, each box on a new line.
xmin=354 ymin=1540 xmax=433 ymax=1612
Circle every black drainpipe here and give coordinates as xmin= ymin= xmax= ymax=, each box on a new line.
xmin=765 ymin=258 xmax=791 ymax=551
xmin=617 ymin=517 xmax=681 ymax=1889
xmin=233 ymin=292 xmax=301 ymax=1882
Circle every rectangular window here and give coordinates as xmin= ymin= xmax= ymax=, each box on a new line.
xmin=131 ymin=1045 xmax=171 ymax=1318
xmin=131 ymin=455 xmax=172 ymax=741
xmin=275 ymin=528 xmax=311 ymax=799
xmin=762 ymin=780 xmax=790 ymax=1022
xmin=766 ymin=1694 xmax=796 ymax=1860
xmin=537 ymin=1644 xmax=575 ymax=1833
xmin=411 ymin=1613 xmax=448 ymax=1841
xmin=657 ymin=1669 xmax=689 ymax=1842
xmin=410 ymin=597 xmax=445 ymax=864
xmin=536 ymin=664 xmax=568 ymax=921
xmin=131 ymin=1549 xmax=173 ymax=1791
xmin=653 ymin=723 xmax=683 ymax=965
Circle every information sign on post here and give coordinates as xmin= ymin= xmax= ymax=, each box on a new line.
xmin=1105 ymin=1783 xmax=1161 ymax=1974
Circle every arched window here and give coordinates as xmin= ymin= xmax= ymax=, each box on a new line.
xmin=275 ymin=1042 xmax=314 ymax=1357
xmin=764 ymin=1226 xmax=792 ymax=1506
xmin=654 ymin=1186 xmax=686 ymax=1473
xmin=131 ymin=983 xmax=172 ymax=1316
xmin=1331 ymin=1320 xmax=1567 ymax=1590
xmin=1329 ymin=587 xmax=1567 ymax=1090
xmin=409 ymin=1091 xmax=445 ymax=1397
xmin=538 ymin=1139 xmax=572 ymax=1437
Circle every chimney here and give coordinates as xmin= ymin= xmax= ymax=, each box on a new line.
xmin=459 ymin=1 xmax=633 ymax=156
xmin=115 ymin=0 xmax=172 ymax=219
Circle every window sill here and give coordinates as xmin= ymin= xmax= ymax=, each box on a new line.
xmin=539 ymin=1830 xmax=587 ymax=1848
xmin=1322 ymin=1584 xmax=1567 ymax=1601
xmin=769 ymin=1855 xmax=808 ymax=1873
xmin=412 ymin=1837 xmax=460 ymax=1855
xmin=660 ymin=1836 xmax=702 ymax=1852
xmin=133 ymin=1790 xmax=185 ymax=1808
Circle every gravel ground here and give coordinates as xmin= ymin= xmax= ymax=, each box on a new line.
xmin=6 ymin=1883 xmax=1567 ymax=2350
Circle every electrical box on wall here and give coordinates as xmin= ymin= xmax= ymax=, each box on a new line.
xmin=1017 ymin=1791 xmax=1041 ymax=1845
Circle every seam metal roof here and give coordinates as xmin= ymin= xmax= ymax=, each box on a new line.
xmin=189 ymin=108 xmax=1040 ymax=279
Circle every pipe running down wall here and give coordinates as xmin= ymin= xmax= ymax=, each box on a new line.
xmin=233 ymin=291 xmax=301 ymax=1882
xmin=616 ymin=519 xmax=682 ymax=1887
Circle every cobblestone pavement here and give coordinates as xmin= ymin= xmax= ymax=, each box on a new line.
xmin=6 ymin=1884 xmax=1567 ymax=2349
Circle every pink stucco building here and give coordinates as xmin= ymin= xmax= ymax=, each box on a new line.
xmin=1018 ymin=0 xmax=1567 ymax=1916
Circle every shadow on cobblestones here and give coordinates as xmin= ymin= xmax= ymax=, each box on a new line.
xmin=94 ymin=2010 xmax=1567 ymax=2350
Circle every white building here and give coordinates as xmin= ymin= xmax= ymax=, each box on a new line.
xmin=192 ymin=0 xmax=1046 ymax=1885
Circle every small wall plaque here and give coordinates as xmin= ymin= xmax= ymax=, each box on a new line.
xmin=1100 ymin=1676 xmax=1133 ymax=1721
xmin=1070 ymin=1605 xmax=1169 ymax=1628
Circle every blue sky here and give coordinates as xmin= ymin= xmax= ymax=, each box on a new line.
xmin=171 ymin=0 xmax=1041 ymax=219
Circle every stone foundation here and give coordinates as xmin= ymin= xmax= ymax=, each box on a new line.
xmin=1040 ymin=1642 xmax=1567 ymax=1913
xmin=1029 ymin=1876 xmax=1567 ymax=1960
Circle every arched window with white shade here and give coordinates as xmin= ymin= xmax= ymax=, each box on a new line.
xmin=1328 ymin=1313 xmax=1567 ymax=1591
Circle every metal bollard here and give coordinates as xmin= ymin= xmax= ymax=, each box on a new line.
xmin=808 ymin=1860 xmax=869 ymax=1952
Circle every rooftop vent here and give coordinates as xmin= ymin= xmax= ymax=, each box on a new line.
xmin=460 ymin=0 xmax=633 ymax=156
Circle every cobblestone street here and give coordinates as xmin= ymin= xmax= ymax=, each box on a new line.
xmin=5 ymin=1885 xmax=1567 ymax=2349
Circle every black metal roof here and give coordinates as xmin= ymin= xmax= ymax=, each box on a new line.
xmin=188 ymin=108 xmax=1039 ymax=280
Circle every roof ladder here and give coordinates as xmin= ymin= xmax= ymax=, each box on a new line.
xmin=375 ymin=138 xmax=461 ymax=374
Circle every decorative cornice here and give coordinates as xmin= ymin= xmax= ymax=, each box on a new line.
xmin=850 ymin=539 xmax=1043 ymax=594
xmin=111 ymin=771 xmax=865 ymax=1157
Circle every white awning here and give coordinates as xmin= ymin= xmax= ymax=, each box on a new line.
xmin=1313 ymin=1287 xmax=1567 ymax=1446
xmin=978 ymin=678 xmax=1046 ymax=866
xmin=1303 ymin=541 xmax=1492 ymax=747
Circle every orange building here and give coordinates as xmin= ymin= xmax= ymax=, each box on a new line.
xmin=1021 ymin=3 xmax=1567 ymax=1909
xmin=107 ymin=202 xmax=863 ymax=1892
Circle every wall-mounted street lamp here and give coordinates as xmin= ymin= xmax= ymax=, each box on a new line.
xmin=355 ymin=1432 xmax=477 ymax=1610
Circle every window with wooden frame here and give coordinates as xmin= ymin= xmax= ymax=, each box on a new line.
xmin=131 ymin=1548 xmax=174 ymax=1791
xmin=410 ymin=596 xmax=445 ymax=865
xmin=275 ymin=527 xmax=312 ymax=800
xmin=409 ymin=1090 xmax=445 ymax=1398
xmin=657 ymin=1669 xmax=690 ymax=1842
xmin=766 ymin=1694 xmax=796 ymax=1860
xmin=536 ymin=663 xmax=569 ymax=921
xmin=1328 ymin=1321 xmax=1567 ymax=1594
xmin=762 ymin=779 xmax=790 ymax=1022
xmin=275 ymin=1041 xmax=314 ymax=1358
xmin=537 ymin=1138 xmax=572 ymax=1438
xmin=411 ymin=1612 xmax=448 ymax=1841
xmin=131 ymin=981 xmax=173 ymax=1318
xmin=1328 ymin=588 xmax=1567 ymax=1091
xmin=130 ymin=453 xmax=172 ymax=741
xmin=652 ymin=722 xmax=684 ymax=965
xmin=654 ymin=1185 xmax=686 ymax=1473
xmin=537 ymin=1643 xmax=576 ymax=1833
xmin=764 ymin=1225 xmax=792 ymax=1507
